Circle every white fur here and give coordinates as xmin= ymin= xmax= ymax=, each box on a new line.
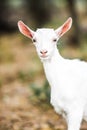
xmin=18 ymin=18 xmax=87 ymax=130
xmin=33 ymin=29 xmax=87 ymax=130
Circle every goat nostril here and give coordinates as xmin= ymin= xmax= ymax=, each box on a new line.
xmin=40 ymin=50 xmax=48 ymax=54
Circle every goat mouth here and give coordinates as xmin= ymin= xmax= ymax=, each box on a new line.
xmin=40 ymin=55 xmax=48 ymax=58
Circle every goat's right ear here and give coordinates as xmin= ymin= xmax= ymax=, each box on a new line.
xmin=17 ymin=21 xmax=35 ymax=39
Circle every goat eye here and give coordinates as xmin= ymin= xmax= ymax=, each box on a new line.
xmin=53 ymin=38 xmax=57 ymax=42
xmin=32 ymin=39 xmax=36 ymax=43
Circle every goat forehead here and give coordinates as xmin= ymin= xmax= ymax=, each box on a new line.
xmin=35 ymin=28 xmax=56 ymax=38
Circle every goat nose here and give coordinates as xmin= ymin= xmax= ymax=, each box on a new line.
xmin=40 ymin=50 xmax=48 ymax=54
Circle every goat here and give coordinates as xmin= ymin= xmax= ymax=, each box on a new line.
xmin=18 ymin=17 xmax=87 ymax=130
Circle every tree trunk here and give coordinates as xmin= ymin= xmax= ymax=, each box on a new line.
xmin=67 ymin=0 xmax=81 ymax=46
xmin=25 ymin=0 xmax=53 ymax=27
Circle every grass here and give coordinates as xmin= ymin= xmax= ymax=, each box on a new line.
xmin=29 ymin=80 xmax=50 ymax=104
xmin=0 ymin=41 xmax=14 ymax=63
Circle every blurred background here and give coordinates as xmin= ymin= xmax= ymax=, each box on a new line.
xmin=0 ymin=0 xmax=87 ymax=130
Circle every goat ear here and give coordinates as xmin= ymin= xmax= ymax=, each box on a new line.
xmin=17 ymin=21 xmax=34 ymax=39
xmin=55 ymin=17 xmax=72 ymax=38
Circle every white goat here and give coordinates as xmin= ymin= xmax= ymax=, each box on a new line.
xmin=18 ymin=17 xmax=87 ymax=130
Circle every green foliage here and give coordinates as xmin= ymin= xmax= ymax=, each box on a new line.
xmin=29 ymin=80 xmax=50 ymax=104
xmin=17 ymin=70 xmax=35 ymax=82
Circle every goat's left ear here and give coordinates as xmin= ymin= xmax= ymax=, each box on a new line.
xmin=55 ymin=17 xmax=72 ymax=38
xmin=17 ymin=21 xmax=35 ymax=39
